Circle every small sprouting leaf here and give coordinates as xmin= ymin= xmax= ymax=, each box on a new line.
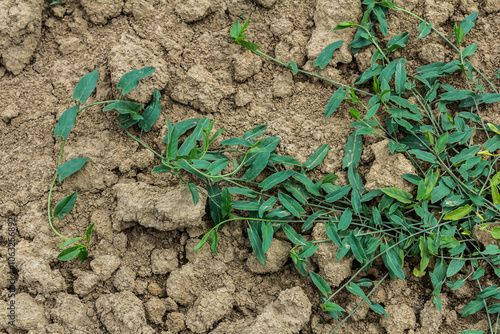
xmin=117 ymin=67 xmax=155 ymax=96
xmin=54 ymin=106 xmax=78 ymax=140
xmin=417 ymin=21 xmax=432 ymax=39
xmin=310 ymin=271 xmax=332 ymax=297
xmin=333 ymin=21 xmax=357 ymax=30
xmin=443 ymin=205 xmax=472 ymax=220
xmin=282 ymin=223 xmax=306 ymax=245
xmin=138 ymin=89 xmax=161 ymax=132
xmin=325 ymin=87 xmax=348 ymax=118
xmin=461 ymin=299 xmax=485 ymax=317
xmin=248 ymin=226 xmax=266 ymax=265
xmin=380 ymin=187 xmax=413 ymax=204
xmin=290 ymin=60 xmax=298 ymax=75
xmin=86 ymin=222 xmax=95 ymax=241
xmin=304 ymin=144 xmax=330 ymax=171
xmin=187 ymin=183 xmax=200 ymax=206
xmin=435 ymin=132 xmax=448 ymax=154
xmin=315 ymin=41 xmax=344 ymax=69
xmin=57 ymin=158 xmax=91 ymax=182
xmin=59 ymin=237 xmax=83 ymax=249
xmin=73 ymin=69 xmax=99 ymax=104
xmin=57 ymin=246 xmax=81 ymax=261
xmin=230 ymin=21 xmax=242 ymax=39
xmin=78 ymin=249 xmax=88 ymax=262
xmin=462 ymin=44 xmax=478 ymax=57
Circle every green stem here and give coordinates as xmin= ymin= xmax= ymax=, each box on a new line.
xmin=78 ymin=100 xmax=121 ymax=113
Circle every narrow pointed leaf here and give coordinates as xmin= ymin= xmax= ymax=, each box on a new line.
xmin=310 ymin=271 xmax=332 ymax=297
xmin=57 ymin=158 xmax=91 ymax=182
xmin=53 ymin=191 xmax=77 ymax=219
xmin=54 ymin=106 xmax=78 ymax=140
xmin=117 ymin=67 xmax=155 ymax=96
xmin=315 ymin=41 xmax=344 ymax=69
xmin=73 ymin=69 xmax=99 ymax=104
xmin=325 ymin=87 xmax=348 ymax=118
xmin=304 ymin=144 xmax=330 ymax=171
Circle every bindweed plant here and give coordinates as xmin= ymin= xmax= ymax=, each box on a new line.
xmin=49 ymin=0 xmax=500 ymax=332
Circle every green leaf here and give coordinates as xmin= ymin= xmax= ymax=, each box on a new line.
xmin=73 ymin=69 xmax=99 ymax=104
xmin=380 ymin=187 xmax=413 ymax=204
xmin=278 ymin=192 xmax=305 ymax=218
xmin=310 ymin=271 xmax=332 ymax=297
xmin=291 ymin=172 xmax=321 ymax=196
xmin=86 ymin=222 xmax=95 ymax=241
xmin=408 ymin=149 xmax=437 ymax=163
xmin=471 ymin=267 xmax=485 ymax=280
xmin=417 ymin=21 xmax=432 ymax=39
xmin=138 ymin=89 xmax=161 ymax=132
xmin=210 ymin=229 xmax=219 ymax=256
xmin=243 ymin=123 xmax=267 ymax=140
xmin=290 ymin=60 xmax=298 ymax=75
xmin=57 ymin=246 xmax=81 ymax=261
xmin=440 ymin=89 xmax=473 ymax=101
xmin=325 ymin=219 xmax=341 ymax=246
xmin=322 ymin=302 xmax=345 ymax=312
xmin=242 ymin=152 xmax=270 ymax=180
xmin=325 ymin=87 xmax=348 ymax=118
xmin=59 ymin=237 xmax=83 ymax=249
xmin=386 ymin=32 xmax=410 ymax=52
xmin=258 ymin=197 xmax=276 ymax=218
xmin=338 ymin=208 xmax=352 ymax=230
xmin=194 ymin=233 xmax=210 ymax=251
xmin=302 ymin=210 xmax=325 ymax=232
xmin=207 ymin=159 xmax=229 ymax=175
xmin=462 ymin=44 xmax=477 ymax=57
xmin=315 ymin=41 xmax=344 ymax=69
xmin=54 ymin=106 xmax=78 ymax=140
xmin=282 ymin=223 xmax=306 ymax=245
xmin=248 ymin=226 xmax=266 ymax=265
xmin=381 ymin=243 xmax=405 ymax=280
xmin=221 ymin=188 xmax=232 ymax=217
xmin=460 ymin=11 xmax=478 ymax=36
xmin=78 ymin=249 xmax=88 ymax=263
xmin=333 ymin=21 xmax=357 ymax=30
xmin=446 ymin=278 xmax=466 ymax=290
xmin=370 ymin=303 xmax=388 ymax=319
xmin=446 ymin=258 xmax=465 ymax=277
xmin=346 ymin=282 xmax=369 ymax=303
xmin=259 ymin=170 xmax=294 ymax=191
xmin=230 ymin=21 xmax=241 ymax=39
xmin=232 ymin=201 xmax=260 ymax=211
xmin=187 ymin=183 xmax=200 ymax=205
xmin=349 ymin=232 xmax=367 ymax=263
xmin=221 ymin=138 xmax=253 ymax=147
xmin=443 ymin=205 xmax=471 ymax=220
xmin=151 ymin=164 xmax=171 ymax=174
xmin=395 ymin=59 xmax=407 ymax=95
xmin=304 ymin=144 xmax=330 ymax=171
xmin=57 ymin=158 xmax=91 ymax=182
xmin=117 ymin=67 xmax=155 ymax=96
xmin=53 ymin=191 xmax=77 ymax=219
xmin=343 ymin=131 xmax=363 ymax=168
xmin=261 ymin=222 xmax=274 ymax=253
xmin=207 ymin=183 xmax=223 ymax=224
xmin=461 ymin=299 xmax=485 ymax=317
xmin=491 ymin=227 xmax=500 ymax=239
xmin=492 ymin=185 xmax=500 ymax=206
xmin=103 ymin=101 xmax=144 ymax=119
xmin=435 ymin=132 xmax=448 ymax=154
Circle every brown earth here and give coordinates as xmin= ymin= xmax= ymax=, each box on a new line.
xmin=1 ymin=0 xmax=500 ymax=333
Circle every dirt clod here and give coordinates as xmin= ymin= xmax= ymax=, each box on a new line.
xmin=380 ymin=304 xmax=417 ymax=334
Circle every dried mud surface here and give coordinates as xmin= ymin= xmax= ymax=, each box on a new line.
xmin=1 ymin=0 xmax=500 ymax=333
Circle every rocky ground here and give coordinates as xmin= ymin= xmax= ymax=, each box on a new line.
xmin=1 ymin=0 xmax=500 ymax=333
